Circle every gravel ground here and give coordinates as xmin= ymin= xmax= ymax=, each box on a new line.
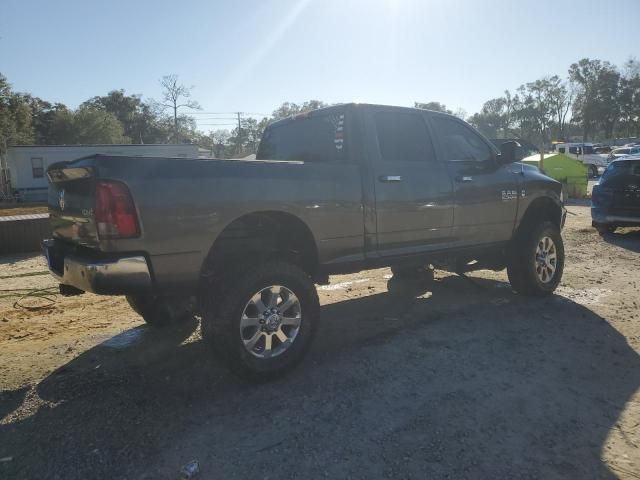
xmin=0 ymin=203 xmax=639 ymax=479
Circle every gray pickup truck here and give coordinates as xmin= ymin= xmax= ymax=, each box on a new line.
xmin=44 ymin=103 xmax=566 ymax=378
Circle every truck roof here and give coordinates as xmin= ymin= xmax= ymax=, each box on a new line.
xmin=268 ymin=103 xmax=456 ymax=128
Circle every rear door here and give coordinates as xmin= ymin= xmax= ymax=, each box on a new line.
xmin=428 ymin=114 xmax=519 ymax=247
xmin=365 ymin=107 xmax=454 ymax=256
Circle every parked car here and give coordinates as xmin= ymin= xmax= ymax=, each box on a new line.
xmin=594 ymin=146 xmax=611 ymax=154
xmin=592 ymin=155 xmax=640 ymax=234
xmin=608 ymin=146 xmax=640 ymax=160
xmin=42 ymin=104 xmax=567 ymax=379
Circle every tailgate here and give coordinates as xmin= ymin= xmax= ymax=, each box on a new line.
xmin=613 ymin=188 xmax=640 ymax=211
xmin=47 ymin=164 xmax=100 ymax=246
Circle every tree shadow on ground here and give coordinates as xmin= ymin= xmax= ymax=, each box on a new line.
xmin=0 ymin=274 xmax=638 ymax=479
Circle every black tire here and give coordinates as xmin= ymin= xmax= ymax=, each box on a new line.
xmin=507 ymin=221 xmax=564 ymax=296
xmin=588 ymin=164 xmax=598 ymax=178
xmin=126 ymin=295 xmax=195 ymax=327
xmin=200 ymin=260 xmax=319 ymax=380
xmin=594 ymin=222 xmax=617 ymax=235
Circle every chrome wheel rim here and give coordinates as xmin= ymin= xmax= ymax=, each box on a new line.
xmin=240 ymin=285 xmax=302 ymax=358
xmin=535 ymin=236 xmax=557 ymax=284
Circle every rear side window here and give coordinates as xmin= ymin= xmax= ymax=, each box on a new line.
xmin=375 ymin=111 xmax=435 ymax=162
xmin=258 ymin=111 xmax=346 ymax=162
xmin=431 ymin=116 xmax=494 ymax=163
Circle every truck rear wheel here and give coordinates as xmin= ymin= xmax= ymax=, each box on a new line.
xmin=200 ymin=261 xmax=319 ymax=380
xmin=126 ymin=295 xmax=195 ymax=327
xmin=507 ymin=221 xmax=564 ymax=296
xmin=589 ymin=164 xmax=598 ymax=178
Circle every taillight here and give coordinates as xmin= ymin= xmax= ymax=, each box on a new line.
xmin=95 ymin=181 xmax=140 ymax=239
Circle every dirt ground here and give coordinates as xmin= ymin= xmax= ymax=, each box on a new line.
xmin=0 ymin=202 xmax=639 ymax=479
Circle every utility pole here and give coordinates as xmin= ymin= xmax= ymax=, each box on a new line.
xmin=236 ymin=112 xmax=242 ymax=156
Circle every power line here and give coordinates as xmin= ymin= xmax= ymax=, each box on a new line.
xmin=194 ymin=110 xmax=271 ymax=132
xmin=191 ymin=117 xmax=240 ymax=120
xmin=189 ymin=111 xmax=270 ymax=116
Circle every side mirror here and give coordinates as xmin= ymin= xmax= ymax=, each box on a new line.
xmin=498 ymin=141 xmax=520 ymax=164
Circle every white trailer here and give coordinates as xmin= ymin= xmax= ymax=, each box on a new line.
xmin=2 ymin=144 xmax=208 ymax=202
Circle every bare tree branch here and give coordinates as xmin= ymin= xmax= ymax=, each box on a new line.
xmin=155 ymin=74 xmax=202 ymax=143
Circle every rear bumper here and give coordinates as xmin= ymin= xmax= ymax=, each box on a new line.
xmin=591 ymin=207 xmax=640 ymax=226
xmin=42 ymin=239 xmax=152 ymax=295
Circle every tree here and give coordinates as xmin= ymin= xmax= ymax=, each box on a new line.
xmin=544 ymin=76 xmax=573 ymax=140
xmin=452 ymin=108 xmax=467 ymax=120
xmin=271 ymin=100 xmax=328 ymax=121
xmin=622 ymin=57 xmax=640 ymax=80
xmin=74 ymin=107 xmax=129 ymax=144
xmin=45 ymin=107 xmax=128 ymax=144
xmin=0 ymin=73 xmax=34 ymax=153
xmin=414 ymin=101 xmax=452 ymax=114
xmin=208 ymin=129 xmax=232 ymax=157
xmin=569 ymin=58 xmax=621 ymax=140
xmin=467 ymin=90 xmax=519 ymax=139
xmin=469 ymin=97 xmax=509 ymax=138
xmin=25 ymin=97 xmax=69 ymax=145
xmin=157 ymin=75 xmax=201 ymax=143
xmin=515 ymin=78 xmax=557 ymax=168
xmin=82 ymin=89 xmax=166 ymax=144
xmin=618 ymin=60 xmax=640 ymax=137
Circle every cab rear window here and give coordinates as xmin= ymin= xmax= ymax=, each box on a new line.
xmin=258 ymin=110 xmax=346 ymax=162
xmin=601 ymin=160 xmax=640 ymax=184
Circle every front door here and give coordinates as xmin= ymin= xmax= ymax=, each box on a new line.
xmin=366 ymin=108 xmax=455 ymax=256
xmin=428 ymin=114 xmax=519 ymax=247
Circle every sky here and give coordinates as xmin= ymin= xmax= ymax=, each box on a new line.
xmin=1 ymin=0 xmax=639 ymax=131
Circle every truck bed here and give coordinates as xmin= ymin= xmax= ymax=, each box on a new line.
xmin=47 ymin=154 xmax=365 ymax=290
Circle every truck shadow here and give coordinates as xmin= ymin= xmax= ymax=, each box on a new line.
xmin=600 ymin=228 xmax=640 ymax=253
xmin=1 ymin=275 xmax=638 ymax=479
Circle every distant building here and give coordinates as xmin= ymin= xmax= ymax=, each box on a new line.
xmin=1 ymin=144 xmax=210 ymax=202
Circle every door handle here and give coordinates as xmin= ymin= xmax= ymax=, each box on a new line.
xmin=456 ymin=175 xmax=473 ymax=182
xmin=379 ymin=175 xmax=402 ymax=182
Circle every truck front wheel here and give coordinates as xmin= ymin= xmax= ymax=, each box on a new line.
xmin=589 ymin=164 xmax=598 ymax=178
xmin=126 ymin=295 xmax=195 ymax=327
xmin=507 ymin=221 xmax=565 ymax=296
xmin=200 ymin=261 xmax=319 ymax=380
